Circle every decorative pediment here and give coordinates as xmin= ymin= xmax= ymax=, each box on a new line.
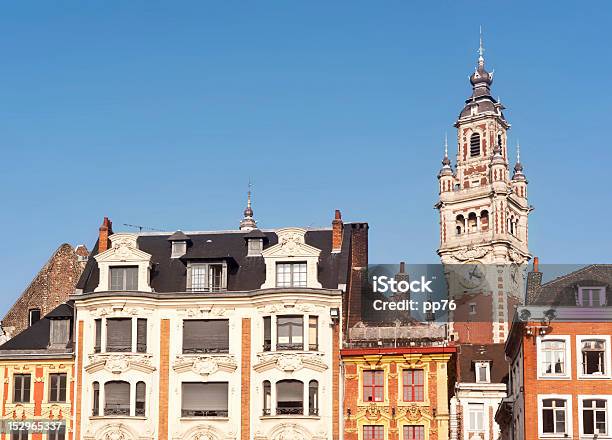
xmin=173 ymin=355 xmax=238 ymax=376
xmin=85 ymin=353 xmax=156 ymax=374
xmin=94 ymin=233 xmax=152 ymax=263
xmin=253 ymin=352 xmax=327 ymax=373
xmin=452 ymin=245 xmax=489 ymax=261
xmin=174 ymin=424 xmax=236 ymax=440
xmin=261 ymin=228 xmax=321 ymax=259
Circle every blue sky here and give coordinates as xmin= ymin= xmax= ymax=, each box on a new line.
xmin=0 ymin=1 xmax=610 ymax=315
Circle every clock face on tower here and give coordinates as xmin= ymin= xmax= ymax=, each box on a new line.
xmin=457 ymin=260 xmax=486 ymax=289
xmin=509 ymin=263 xmax=520 ymax=289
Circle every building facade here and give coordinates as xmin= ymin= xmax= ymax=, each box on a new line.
xmin=71 ymin=208 xmax=367 ymax=440
xmin=435 ymin=37 xmax=532 ymax=440
xmin=499 ymin=264 xmax=612 ymax=440
xmin=0 ymin=303 xmax=76 ymax=440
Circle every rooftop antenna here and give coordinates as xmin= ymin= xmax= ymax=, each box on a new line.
xmin=123 ymin=223 xmax=164 ymax=232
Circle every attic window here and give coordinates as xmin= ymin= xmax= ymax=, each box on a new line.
xmin=475 ymin=361 xmax=491 ymax=383
xmin=578 ymin=287 xmax=606 ymax=307
xmin=470 ymin=133 xmax=481 ymax=157
xmin=28 ymin=309 xmax=41 ymax=327
xmin=171 ymin=241 xmax=187 ymax=259
xmin=49 ymin=319 xmax=70 ymax=349
xmin=247 ymin=238 xmax=263 ymax=256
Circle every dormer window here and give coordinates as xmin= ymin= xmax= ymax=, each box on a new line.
xmin=187 ymin=262 xmax=227 ymax=292
xmin=172 ymin=241 xmax=187 ymax=258
xmin=247 ymin=238 xmax=263 ymax=256
xmin=110 ymin=266 xmax=138 ymax=291
xmin=475 ymin=361 xmax=491 ymax=383
xmin=49 ymin=319 xmax=71 ymax=349
xmin=578 ymin=287 xmax=607 ymax=307
xmin=276 ymin=262 xmax=307 ymax=288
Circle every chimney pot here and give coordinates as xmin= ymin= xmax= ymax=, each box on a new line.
xmin=98 ymin=217 xmax=113 ymax=253
xmin=533 ymin=256 xmax=539 ymax=273
xmin=332 ymin=209 xmax=344 ymax=253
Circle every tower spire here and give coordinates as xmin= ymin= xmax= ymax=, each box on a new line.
xmin=478 ymin=25 xmax=485 ymax=67
xmin=239 ymin=180 xmax=257 ymax=231
xmin=513 ymin=141 xmax=525 ymax=179
xmin=439 ymin=133 xmax=452 ymax=176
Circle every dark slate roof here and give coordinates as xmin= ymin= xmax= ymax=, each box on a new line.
xmin=0 ymin=303 xmax=74 ymax=352
xmin=168 ymin=230 xmax=191 ymax=241
xmin=243 ymin=229 xmax=267 ymax=239
xmin=531 ymin=264 xmax=612 ymax=306
xmin=457 ymin=343 xmax=507 ymax=383
xmin=77 ymin=225 xmax=355 ymax=294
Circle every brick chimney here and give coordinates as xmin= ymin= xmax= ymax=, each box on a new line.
xmin=98 ymin=217 xmax=113 ymax=253
xmin=345 ymin=222 xmax=369 ymax=330
xmin=332 ymin=209 xmax=344 ymax=253
xmin=526 ymin=256 xmax=543 ymax=305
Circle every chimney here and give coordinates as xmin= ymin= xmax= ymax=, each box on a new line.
xmin=332 ymin=209 xmax=344 ymax=253
xmin=98 ymin=217 xmax=113 ymax=253
xmin=526 ymin=256 xmax=543 ymax=305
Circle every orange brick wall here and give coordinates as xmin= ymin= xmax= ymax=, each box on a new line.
xmin=332 ymin=323 xmax=339 ymax=440
xmin=241 ymin=318 xmax=251 ymax=440
xmin=158 ymin=319 xmax=170 ymax=440
xmin=74 ymin=320 xmax=83 ymax=440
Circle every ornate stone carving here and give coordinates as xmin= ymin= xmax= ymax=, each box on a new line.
xmin=85 ymin=353 xmax=155 ymax=374
xmin=271 ymin=424 xmax=310 ymax=440
xmin=452 ymin=246 xmax=489 ymax=261
xmin=173 ymin=355 xmax=237 ymax=376
xmin=253 ymin=352 xmax=327 ymax=373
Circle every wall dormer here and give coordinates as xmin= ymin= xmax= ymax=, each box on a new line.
xmin=260 ymin=228 xmax=322 ymax=289
xmin=94 ymin=233 xmax=153 ymax=292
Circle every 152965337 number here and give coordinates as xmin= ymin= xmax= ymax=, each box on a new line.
xmin=2 ymin=420 xmax=65 ymax=433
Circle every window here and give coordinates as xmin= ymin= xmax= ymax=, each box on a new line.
xmin=475 ymin=362 xmax=491 ymax=383
xmin=363 ymin=426 xmax=384 ymax=440
xmin=104 ymin=381 xmax=130 ymax=416
xmin=106 ymin=318 xmax=132 ymax=352
xmin=277 ymin=316 xmax=303 ymax=350
xmin=309 ymin=380 xmax=319 ymax=416
xmin=263 ymin=317 xmax=271 ymax=351
xmin=541 ymin=339 xmax=566 ymax=376
xmin=276 ymin=380 xmax=303 ymax=415
xmin=455 ymin=215 xmax=465 ymax=235
xmin=581 ymin=339 xmax=606 ymax=375
xmin=171 ymin=241 xmax=187 ymax=258
xmin=276 ymin=262 xmax=307 ymax=287
xmin=309 ymin=316 xmax=318 ymax=351
xmin=13 ymin=374 xmax=31 ymax=403
xmin=263 ymin=381 xmax=271 ymax=416
xmin=468 ymin=212 xmax=477 ymax=233
xmin=363 ymin=370 xmax=384 ymax=402
xmin=10 ymin=430 xmax=29 ymax=440
xmin=136 ymin=318 xmax=147 ymax=353
xmin=109 ymin=266 xmax=138 ymax=291
xmin=542 ymin=398 xmax=568 ymax=435
xmin=468 ymin=403 xmax=485 ymax=432
xmin=48 ymin=373 xmax=67 ymax=402
xmin=582 ymin=399 xmax=607 ymax=435
xmin=135 ymin=382 xmax=146 ymax=416
xmin=49 ymin=319 xmax=70 ymax=348
xmin=28 ymin=309 xmax=41 ymax=327
xmin=470 ymin=133 xmax=481 ymax=157
xmin=183 ymin=320 xmax=229 ymax=354
xmin=181 ymin=382 xmax=229 ymax=417
xmin=188 ymin=263 xmax=226 ymax=292
xmin=92 ymin=382 xmax=100 ymax=416
xmin=94 ymin=319 xmax=102 ymax=353
xmin=403 ymin=426 xmax=425 ymax=440
xmin=48 ymin=426 xmax=65 ymax=440
xmin=578 ymin=287 xmax=607 ymax=307
xmin=403 ymin=370 xmax=424 ymax=402
xmin=247 ymin=238 xmax=263 ymax=256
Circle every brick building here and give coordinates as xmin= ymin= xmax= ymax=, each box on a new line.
xmin=2 ymin=244 xmax=88 ymax=339
xmin=498 ymin=264 xmax=612 ymax=439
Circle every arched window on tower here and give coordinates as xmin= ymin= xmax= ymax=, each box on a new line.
xmin=480 ymin=210 xmax=489 ymax=232
xmin=470 ymin=133 xmax=481 ymax=157
xmin=455 ymin=215 xmax=465 ymax=236
xmin=498 ymin=134 xmax=503 ymax=149
xmin=468 ymin=212 xmax=478 ymax=233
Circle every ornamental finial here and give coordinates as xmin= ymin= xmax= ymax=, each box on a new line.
xmin=478 ymin=26 xmax=485 ymax=67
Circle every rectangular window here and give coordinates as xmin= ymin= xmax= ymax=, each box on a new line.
xmin=48 ymin=373 xmax=67 ymax=403
xmin=308 ymin=316 xmax=318 ymax=351
xmin=48 ymin=426 xmax=65 ymax=440
xmin=468 ymin=403 xmax=485 ymax=431
xmin=542 ymin=399 xmax=567 ymax=434
xmin=363 ymin=370 xmax=384 ymax=402
xmin=183 ymin=320 xmax=229 ymax=354
xmin=109 ymin=266 xmax=138 ymax=291
xmin=181 ymin=382 xmax=229 ymax=417
xmin=578 ymin=287 xmax=606 ymax=307
xmin=208 ymin=264 xmax=223 ymax=291
xmin=28 ymin=309 xmax=41 ymax=327
xmin=475 ymin=362 xmax=490 ymax=383
xmin=106 ymin=318 xmax=132 ymax=352
xmin=94 ymin=319 xmax=102 ymax=353
xmin=403 ymin=426 xmax=425 ymax=440
xmin=581 ymin=339 xmax=606 ymax=375
xmin=10 ymin=430 xmax=29 ymax=440
xmin=541 ymin=339 xmax=566 ymax=376
xmin=583 ymin=399 xmax=607 ymax=435
xmin=276 ymin=316 xmax=303 ymax=350
xmin=403 ymin=370 xmax=424 ymax=402
xmin=276 ymin=262 xmax=307 ymax=287
xmin=104 ymin=381 xmax=130 ymax=416
xmin=263 ymin=317 xmax=271 ymax=351
xmin=13 ymin=374 xmax=31 ymax=403
xmin=92 ymin=382 xmax=100 ymax=416
xmin=136 ymin=319 xmax=147 ymax=353
xmin=188 ymin=263 xmax=226 ymax=292
xmin=363 ymin=425 xmax=384 ymax=440
xmin=49 ymin=319 xmax=70 ymax=348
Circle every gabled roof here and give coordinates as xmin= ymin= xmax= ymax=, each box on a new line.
xmin=532 ymin=264 xmax=612 ymax=306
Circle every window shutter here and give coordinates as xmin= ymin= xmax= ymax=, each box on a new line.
xmin=182 ymin=320 xmax=229 ymax=353
xmin=105 ymin=381 xmax=130 ymax=406
xmin=106 ymin=319 xmax=132 ymax=352
xmin=137 ymin=319 xmax=147 ymax=353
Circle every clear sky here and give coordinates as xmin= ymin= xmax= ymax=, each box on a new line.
xmin=0 ymin=1 xmax=610 ymax=315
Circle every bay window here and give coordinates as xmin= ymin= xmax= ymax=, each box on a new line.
xmin=181 ymin=382 xmax=229 ymax=417
xmin=277 ymin=316 xmax=303 ymax=351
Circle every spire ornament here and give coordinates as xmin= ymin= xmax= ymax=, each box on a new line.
xmin=513 ymin=141 xmax=526 ymax=180
xmin=478 ymin=25 xmax=485 ymax=67
xmin=239 ymin=180 xmax=257 ymax=231
xmin=439 ymin=134 xmax=453 ymax=176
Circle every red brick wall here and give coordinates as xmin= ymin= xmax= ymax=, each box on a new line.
xmin=158 ymin=319 xmax=170 ymax=440
xmin=345 ymin=223 xmax=368 ymax=329
xmin=241 ymin=318 xmax=251 ymax=440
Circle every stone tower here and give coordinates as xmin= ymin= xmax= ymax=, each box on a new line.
xmin=436 ymin=35 xmax=531 ymax=344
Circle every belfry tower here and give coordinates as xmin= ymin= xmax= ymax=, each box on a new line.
xmin=436 ymin=34 xmax=531 ymax=344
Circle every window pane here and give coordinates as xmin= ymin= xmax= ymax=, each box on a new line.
xmin=183 ymin=320 xmax=229 ymax=353
xmin=191 ymin=265 xmax=207 ymax=291
xmin=277 ymin=316 xmax=303 ymax=350
xmin=309 ymin=316 xmax=318 ymax=350
xmin=104 ymin=381 xmax=130 ymax=416
xmin=106 ymin=318 xmax=132 ymax=352
xmin=263 ymin=317 xmax=271 ymax=351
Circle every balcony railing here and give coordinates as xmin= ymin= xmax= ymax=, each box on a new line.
xmin=276 ymin=405 xmax=303 ymax=415
xmin=104 ymin=405 xmax=130 ymax=416
xmin=181 ymin=409 xmax=228 ymax=417
xmin=182 ymin=347 xmax=229 ymax=354
xmin=276 ymin=343 xmax=304 ymax=351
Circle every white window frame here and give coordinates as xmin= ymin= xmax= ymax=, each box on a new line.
xmin=466 ymin=402 xmax=485 ymax=433
xmin=186 ymin=261 xmax=228 ymax=292
xmin=474 ymin=361 xmax=491 ymax=384
xmin=577 ymin=335 xmax=612 ymax=379
xmin=578 ymin=395 xmax=612 ymax=438
xmin=537 ymin=335 xmax=572 ymax=380
xmin=538 ymin=394 xmax=573 ymax=438
xmin=578 ymin=286 xmax=607 ymax=307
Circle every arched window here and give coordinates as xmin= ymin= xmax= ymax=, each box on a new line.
xmin=455 ymin=215 xmax=465 ymax=236
xmin=92 ymin=382 xmax=100 ymax=416
xmin=104 ymin=381 xmax=130 ymax=416
xmin=309 ymin=380 xmax=319 ymax=416
xmin=136 ymin=381 xmax=146 ymax=416
xmin=470 ymin=133 xmax=481 ymax=157
xmin=263 ymin=381 xmax=271 ymax=416
xmin=468 ymin=212 xmax=478 ymax=233
xmin=276 ymin=380 xmax=303 ymax=415
xmin=497 ymin=134 xmax=503 ymax=149
xmin=480 ymin=210 xmax=489 ymax=232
